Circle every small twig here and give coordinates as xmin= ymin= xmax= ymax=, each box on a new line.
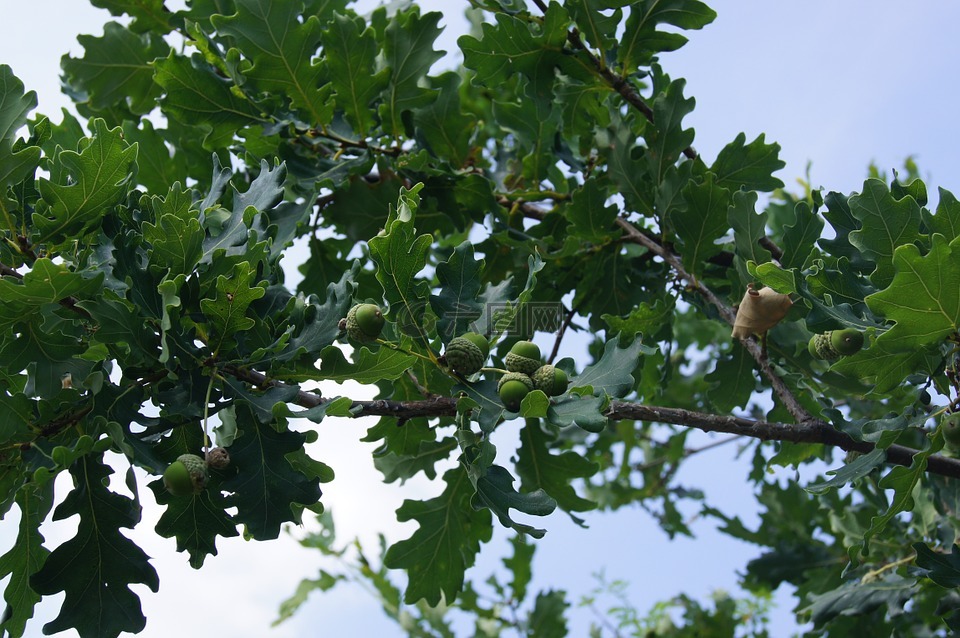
xmin=635 ymin=435 xmax=742 ymax=472
xmin=547 ymin=304 xmax=579 ymax=364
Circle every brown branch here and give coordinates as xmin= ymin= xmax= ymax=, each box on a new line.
xmin=221 ymin=365 xmax=960 ymax=480
xmin=613 ymin=218 xmax=813 ymax=424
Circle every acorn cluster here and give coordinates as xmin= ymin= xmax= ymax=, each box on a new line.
xmin=807 ymin=328 xmax=864 ymax=361
xmin=497 ymin=341 xmax=569 ymax=412
xmin=162 ymin=447 xmax=231 ymax=497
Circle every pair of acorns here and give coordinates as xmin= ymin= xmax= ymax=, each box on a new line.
xmin=162 ymin=448 xmax=230 ymax=496
xmin=807 ymin=328 xmax=864 ymax=360
xmin=444 ymin=335 xmax=568 ymax=411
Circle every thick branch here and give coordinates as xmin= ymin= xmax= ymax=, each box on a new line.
xmin=223 ymin=365 xmax=960 ymax=480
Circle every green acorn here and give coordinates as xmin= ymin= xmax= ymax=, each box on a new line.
xmin=808 ymin=329 xmax=864 ymax=361
xmin=830 ymin=328 xmax=864 ymax=355
xmin=346 ymin=303 xmax=385 ymax=342
xmin=498 ymin=372 xmax=534 ymax=412
xmin=163 ymin=453 xmax=208 ymax=496
xmin=808 ymin=333 xmax=839 ymax=360
xmin=532 ymin=365 xmax=569 ymax=396
xmin=505 ymin=340 xmax=541 ymax=375
xmin=445 ymin=333 xmax=489 ymax=375
xmin=943 ymin=413 xmax=960 ymax=449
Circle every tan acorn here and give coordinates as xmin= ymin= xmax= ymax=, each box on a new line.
xmin=445 ymin=333 xmax=489 ymax=375
xmin=345 ymin=303 xmax=385 ymax=342
xmin=532 ymin=365 xmax=569 ymax=396
xmin=505 ymin=341 xmax=541 ymax=375
xmin=205 ymin=447 xmax=231 ymax=470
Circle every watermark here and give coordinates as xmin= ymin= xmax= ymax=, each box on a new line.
xmin=484 ymin=302 xmax=563 ymax=337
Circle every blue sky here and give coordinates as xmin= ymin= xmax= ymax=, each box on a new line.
xmin=1 ymin=2 xmax=959 ymax=637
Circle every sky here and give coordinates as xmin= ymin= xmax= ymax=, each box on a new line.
xmin=1 ymin=1 xmax=959 ymax=637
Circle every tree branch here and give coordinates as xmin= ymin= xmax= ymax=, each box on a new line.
xmin=222 ymin=365 xmax=960 ymax=480
xmin=613 ymin=218 xmax=814 ymax=424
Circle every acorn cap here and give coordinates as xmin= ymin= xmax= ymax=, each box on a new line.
xmin=445 ymin=336 xmax=487 ymax=375
xmin=532 ymin=365 xmax=568 ymax=396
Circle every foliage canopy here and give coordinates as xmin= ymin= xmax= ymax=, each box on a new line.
xmin=2 ymin=0 xmax=960 ymax=636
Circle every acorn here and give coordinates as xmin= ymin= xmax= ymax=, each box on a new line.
xmin=808 ymin=329 xmax=864 ymax=360
xmin=944 ymin=413 xmax=960 ymax=449
xmin=505 ymin=340 xmax=541 ymax=375
xmin=205 ymin=446 xmax=231 ymax=470
xmin=498 ymin=372 xmax=534 ymax=412
xmin=445 ymin=333 xmax=489 ymax=375
xmin=345 ymin=303 xmax=385 ymax=342
xmin=830 ymin=328 xmax=864 ymax=356
xmin=532 ymin=365 xmax=569 ymax=396
xmin=163 ymin=453 xmax=208 ymax=496
xmin=808 ymin=333 xmax=839 ymax=360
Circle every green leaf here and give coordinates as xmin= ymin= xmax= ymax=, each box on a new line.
xmin=459 ymin=4 xmax=572 ymax=103
xmin=780 ymin=200 xmax=824 ymax=270
xmin=379 ymin=7 xmax=444 ymax=136
xmin=493 ymin=99 xmax=562 ymax=184
xmin=574 ymin=334 xmax=652 ymax=397
xmin=201 ymin=158 xmax=284 ymax=263
xmin=913 ymin=542 xmax=960 ymax=588
xmin=456 ymin=378 xmax=506 ymax=433
xmin=547 ymin=395 xmax=608 ymax=433
xmin=866 ymin=235 xmax=960 ymax=351
xmin=384 ymin=466 xmax=493 ymax=605
xmin=706 ymin=343 xmax=755 ymax=413
xmin=30 ymin=454 xmax=160 ymax=638
xmin=34 ymin=119 xmax=137 ymax=244
xmin=646 ymin=78 xmax=695 ymax=180
xmin=528 ymin=590 xmax=569 ymax=638
xmin=603 ymin=297 xmax=675 ymax=343
xmin=142 ymin=186 xmax=204 ymax=275
xmin=670 ymin=173 xmax=731 ymax=275
xmin=564 ymin=178 xmax=619 ymax=242
xmin=804 ymin=448 xmax=885 ymax=495
xmin=848 ymin=178 xmax=922 ymax=287
xmin=151 ymin=478 xmax=239 ymax=568
xmin=802 ymin=575 xmax=916 ymax=626
xmin=567 ymin=0 xmax=623 ymax=53
xmin=153 ymin=51 xmax=263 ymax=149
xmin=89 ymin=0 xmax=173 ymax=33
xmin=852 ymin=433 xmax=941 ymax=562
xmin=503 ymin=535 xmax=535 ymax=603
xmin=316 ymin=345 xmax=417 ymax=384
xmin=222 ymin=416 xmax=323 ymax=540
xmin=606 ymin=123 xmax=655 ymax=216
xmin=0 ymin=65 xmax=41 ymax=215
xmin=0 ymin=258 xmax=104 ymax=328
xmin=0 ymin=483 xmax=53 ymax=638
xmin=831 ymin=340 xmax=939 ymax=394
xmin=617 ymin=0 xmax=716 ymax=70
xmin=200 ymin=260 xmax=267 ymax=352
xmin=320 ymin=13 xmax=386 ymax=135
xmin=727 ymin=190 xmax=772 ymax=265
xmin=430 ymin=241 xmax=484 ymax=343
xmin=516 ymin=419 xmax=599 ymax=521
xmin=368 ymin=184 xmax=434 ymax=344
xmin=212 ymin=0 xmax=332 ymax=125
xmin=413 ymin=72 xmax=475 ymax=168
xmin=61 ymin=22 xmax=169 ymax=118
xmin=470 ymin=464 xmax=556 ymax=538
xmin=928 ymin=187 xmax=960 ymax=242
xmin=711 ymin=132 xmax=785 ymax=192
